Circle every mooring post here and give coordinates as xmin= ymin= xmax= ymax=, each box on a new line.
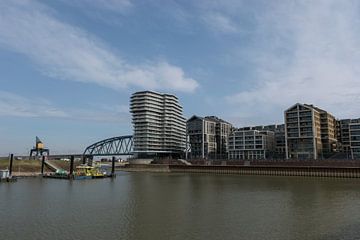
xmin=9 ymin=153 xmax=14 ymax=177
xmin=41 ymin=155 xmax=45 ymax=175
xmin=111 ymin=156 xmax=116 ymax=177
xmin=69 ymin=155 xmax=75 ymax=179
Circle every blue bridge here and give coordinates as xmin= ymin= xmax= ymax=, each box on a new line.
xmin=83 ymin=135 xmax=134 ymax=157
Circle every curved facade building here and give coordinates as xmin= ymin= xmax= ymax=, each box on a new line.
xmin=130 ymin=91 xmax=186 ymax=158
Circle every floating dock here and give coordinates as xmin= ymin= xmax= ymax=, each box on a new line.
xmin=43 ymin=173 xmax=113 ymax=180
xmin=42 ymin=155 xmax=116 ymax=180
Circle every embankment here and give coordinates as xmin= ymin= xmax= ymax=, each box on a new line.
xmin=119 ymin=164 xmax=360 ymax=178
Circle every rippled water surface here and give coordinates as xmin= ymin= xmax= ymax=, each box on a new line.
xmin=1 ymin=172 xmax=360 ymax=240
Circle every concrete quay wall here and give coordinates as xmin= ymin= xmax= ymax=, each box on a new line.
xmin=120 ymin=164 xmax=170 ymax=173
xmin=121 ymin=164 xmax=360 ymax=178
xmin=169 ymin=165 xmax=360 ymax=178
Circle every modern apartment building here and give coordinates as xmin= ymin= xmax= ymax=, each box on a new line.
xmin=187 ymin=115 xmax=232 ymax=159
xmin=273 ymin=124 xmax=286 ymax=159
xmin=350 ymin=120 xmax=360 ymax=159
xmin=251 ymin=124 xmax=286 ymax=159
xmin=285 ymin=103 xmax=322 ymax=160
xmin=317 ymin=109 xmax=337 ymax=157
xmin=206 ymin=116 xmax=233 ymax=158
xmin=336 ymin=118 xmax=360 ymax=154
xmin=130 ymin=91 xmax=186 ymax=158
xmin=337 ymin=119 xmax=351 ymax=152
xmin=228 ymin=129 xmax=275 ymax=160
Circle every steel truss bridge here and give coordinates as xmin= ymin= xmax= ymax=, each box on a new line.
xmin=83 ymin=135 xmax=134 ymax=157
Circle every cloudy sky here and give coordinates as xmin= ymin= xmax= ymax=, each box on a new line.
xmin=1 ymin=0 xmax=360 ymax=155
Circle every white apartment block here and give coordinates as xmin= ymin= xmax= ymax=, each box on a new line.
xmin=130 ymin=91 xmax=186 ymax=157
xmin=228 ymin=130 xmax=275 ymax=160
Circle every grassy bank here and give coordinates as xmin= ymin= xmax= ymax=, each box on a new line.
xmin=0 ymin=159 xmax=43 ymax=172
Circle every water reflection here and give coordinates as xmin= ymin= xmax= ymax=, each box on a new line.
xmin=0 ymin=173 xmax=359 ymax=240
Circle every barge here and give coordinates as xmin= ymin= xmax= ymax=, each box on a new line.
xmin=43 ymin=164 xmax=112 ymax=180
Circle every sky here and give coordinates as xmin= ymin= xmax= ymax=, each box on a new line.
xmin=1 ymin=0 xmax=360 ymax=155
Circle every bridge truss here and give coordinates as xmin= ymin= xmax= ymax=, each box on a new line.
xmin=83 ymin=135 xmax=134 ymax=156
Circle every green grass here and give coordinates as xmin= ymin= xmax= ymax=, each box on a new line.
xmin=0 ymin=159 xmax=42 ymax=172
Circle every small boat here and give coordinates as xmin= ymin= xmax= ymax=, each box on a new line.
xmin=74 ymin=165 xmax=106 ymax=180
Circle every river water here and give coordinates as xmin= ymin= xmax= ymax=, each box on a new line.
xmin=1 ymin=172 xmax=360 ymax=240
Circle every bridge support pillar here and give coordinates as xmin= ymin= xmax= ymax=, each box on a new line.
xmin=9 ymin=154 xmax=14 ymax=177
xmin=111 ymin=156 xmax=116 ymax=178
xmin=41 ymin=155 xmax=45 ymax=175
xmin=69 ymin=155 xmax=74 ymax=179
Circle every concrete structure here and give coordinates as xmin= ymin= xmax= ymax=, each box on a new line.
xmin=207 ymin=116 xmax=233 ymax=158
xmin=318 ymin=109 xmax=337 ymax=157
xmin=130 ymin=91 xmax=186 ymax=158
xmin=187 ymin=115 xmax=232 ymax=159
xmin=228 ymin=129 xmax=275 ymax=160
xmin=285 ymin=103 xmax=338 ymax=160
xmin=250 ymin=124 xmax=286 ymax=159
xmin=285 ymin=103 xmax=322 ymax=160
xmin=350 ymin=120 xmax=360 ymax=159
xmin=337 ymin=119 xmax=351 ymax=152
xmin=337 ymin=118 xmax=360 ymax=156
xmin=169 ymin=165 xmax=360 ymax=178
xmin=274 ymin=124 xmax=286 ymax=159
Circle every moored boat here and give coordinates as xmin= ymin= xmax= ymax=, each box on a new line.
xmin=74 ymin=165 xmax=106 ymax=179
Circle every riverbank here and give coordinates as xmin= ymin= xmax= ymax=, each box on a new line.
xmin=119 ymin=164 xmax=360 ymax=178
xmin=0 ymin=159 xmax=82 ymax=174
xmin=0 ymin=159 xmax=44 ymax=173
xmin=3 ymin=159 xmax=360 ymax=179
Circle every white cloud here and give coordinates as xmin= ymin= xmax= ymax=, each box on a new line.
xmin=0 ymin=91 xmax=131 ymax=123
xmin=60 ymin=0 xmax=134 ymax=25
xmin=72 ymin=0 xmax=133 ymax=13
xmin=202 ymin=12 xmax=238 ymax=33
xmin=0 ymin=1 xmax=198 ymax=93
xmin=0 ymin=91 xmax=68 ymax=118
xmin=226 ymin=0 xmax=360 ymax=124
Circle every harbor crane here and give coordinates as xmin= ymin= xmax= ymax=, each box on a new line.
xmin=29 ymin=136 xmax=49 ymax=159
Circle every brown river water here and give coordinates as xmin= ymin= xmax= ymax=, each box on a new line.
xmin=1 ymin=172 xmax=360 ymax=240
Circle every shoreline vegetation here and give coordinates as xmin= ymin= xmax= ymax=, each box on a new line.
xmin=0 ymin=159 xmax=82 ymax=177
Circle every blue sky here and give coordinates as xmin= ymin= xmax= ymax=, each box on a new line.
xmin=1 ymin=0 xmax=360 ymax=155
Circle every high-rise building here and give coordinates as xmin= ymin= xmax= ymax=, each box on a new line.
xmin=228 ymin=129 xmax=275 ymax=160
xmin=130 ymin=91 xmax=186 ymax=158
xmin=285 ymin=103 xmax=337 ymax=160
xmin=187 ymin=115 xmax=232 ymax=159
xmin=285 ymin=103 xmax=322 ymax=160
